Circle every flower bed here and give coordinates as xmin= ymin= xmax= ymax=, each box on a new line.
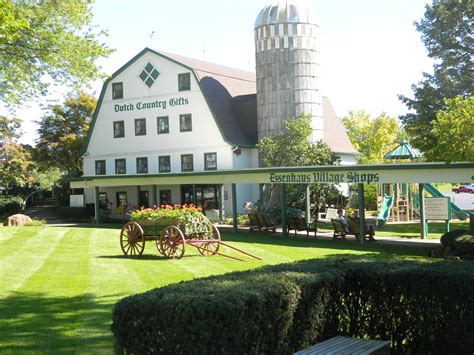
xmin=129 ymin=204 xmax=214 ymax=239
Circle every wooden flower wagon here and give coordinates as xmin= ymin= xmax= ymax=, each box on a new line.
xmin=120 ymin=217 xmax=260 ymax=261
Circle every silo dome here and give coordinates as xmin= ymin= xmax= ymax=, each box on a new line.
xmin=255 ymin=0 xmax=316 ymax=28
xmin=254 ymin=0 xmax=323 ymax=144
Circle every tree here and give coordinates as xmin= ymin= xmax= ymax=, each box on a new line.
xmin=342 ymin=110 xmax=403 ymax=163
xmin=399 ymin=0 xmax=473 ymax=156
xmin=0 ymin=0 xmax=113 ymax=105
xmin=35 ymin=92 xmax=95 ymax=176
xmin=0 ymin=116 xmax=22 ymax=142
xmin=431 ymin=96 xmax=474 ymax=163
xmin=0 ymin=141 xmax=33 ymax=194
xmin=257 ymin=115 xmax=339 ymax=211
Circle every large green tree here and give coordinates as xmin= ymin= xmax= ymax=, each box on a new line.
xmin=431 ymin=96 xmax=474 ymax=163
xmin=257 ymin=115 xmax=339 ymax=212
xmin=0 ymin=0 xmax=113 ymax=105
xmin=399 ymin=0 xmax=473 ymax=157
xmin=35 ymin=92 xmax=95 ymax=176
xmin=342 ymin=110 xmax=403 ymax=163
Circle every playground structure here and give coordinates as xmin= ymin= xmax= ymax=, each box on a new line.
xmin=376 ymin=141 xmax=472 ymax=224
xmin=377 ymin=183 xmax=420 ymax=223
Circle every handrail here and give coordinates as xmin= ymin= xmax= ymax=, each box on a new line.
xmin=22 ymin=189 xmax=42 ymax=212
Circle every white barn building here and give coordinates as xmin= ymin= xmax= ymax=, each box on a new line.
xmin=78 ymin=47 xmax=356 ymax=216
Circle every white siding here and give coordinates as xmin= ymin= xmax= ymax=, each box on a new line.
xmin=84 ymin=51 xmax=233 ymax=176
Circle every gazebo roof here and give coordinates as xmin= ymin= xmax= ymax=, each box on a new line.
xmin=384 ymin=140 xmax=423 ymax=160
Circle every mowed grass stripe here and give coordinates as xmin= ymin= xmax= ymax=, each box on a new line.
xmin=0 ymin=226 xmax=49 ymax=252
xmin=4 ymin=227 xmax=100 ymax=352
xmin=87 ymin=227 xmax=195 ymax=295
xmin=88 ymin=227 xmax=151 ymax=297
xmin=0 ymin=227 xmax=68 ymax=298
xmin=19 ymin=227 xmax=91 ymax=297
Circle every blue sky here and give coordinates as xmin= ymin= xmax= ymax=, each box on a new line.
xmin=12 ymin=0 xmax=433 ymax=145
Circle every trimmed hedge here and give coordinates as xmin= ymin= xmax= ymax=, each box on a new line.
xmin=112 ymin=259 xmax=474 ymax=354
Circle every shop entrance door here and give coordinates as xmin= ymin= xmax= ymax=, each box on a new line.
xmin=139 ymin=190 xmax=149 ymax=208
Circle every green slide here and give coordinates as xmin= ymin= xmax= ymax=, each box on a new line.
xmin=377 ymin=194 xmax=394 ymax=221
xmin=423 ymin=183 xmax=472 ymax=220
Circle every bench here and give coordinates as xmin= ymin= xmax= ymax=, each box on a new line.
xmin=331 ymin=219 xmax=348 ymax=239
xmin=287 ymin=217 xmax=316 ymax=237
xmin=294 ymin=336 xmax=390 ymax=355
xmin=248 ymin=212 xmax=276 ymax=233
xmin=348 ymin=218 xmax=376 ymax=241
xmin=331 ymin=218 xmax=376 ymax=241
xmin=248 ymin=212 xmax=262 ymax=232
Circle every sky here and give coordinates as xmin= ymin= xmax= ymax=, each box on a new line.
xmin=9 ymin=0 xmax=434 ymax=145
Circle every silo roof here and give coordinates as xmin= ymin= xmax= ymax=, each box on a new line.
xmin=255 ymin=0 xmax=317 ymax=28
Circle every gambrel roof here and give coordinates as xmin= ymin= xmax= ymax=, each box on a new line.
xmin=83 ymin=48 xmax=357 ymax=155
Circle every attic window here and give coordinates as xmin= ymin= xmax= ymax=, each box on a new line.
xmin=139 ymin=63 xmax=160 ymax=88
xmin=178 ymin=73 xmax=191 ymax=91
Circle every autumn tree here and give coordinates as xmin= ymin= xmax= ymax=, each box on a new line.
xmin=257 ymin=115 xmax=339 ymax=212
xmin=342 ymin=110 xmax=403 ymax=163
xmin=0 ymin=0 xmax=113 ymax=105
xmin=399 ymin=0 xmax=473 ymax=157
xmin=0 ymin=142 xmax=33 ymax=195
xmin=431 ymin=96 xmax=474 ymax=163
xmin=35 ymin=92 xmax=95 ymax=176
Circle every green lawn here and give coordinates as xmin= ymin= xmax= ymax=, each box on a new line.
xmin=0 ymin=225 xmax=428 ymax=353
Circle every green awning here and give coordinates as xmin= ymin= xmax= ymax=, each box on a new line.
xmin=384 ymin=140 xmax=423 ymax=160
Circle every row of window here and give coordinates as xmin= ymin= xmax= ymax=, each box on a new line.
xmin=95 ymin=153 xmax=217 ymax=175
xmin=99 ymin=190 xmax=172 ymax=210
xmin=113 ymin=114 xmax=192 ymax=138
xmin=112 ymin=72 xmax=191 ymax=100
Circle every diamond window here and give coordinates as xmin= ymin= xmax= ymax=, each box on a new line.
xmin=140 ymin=63 xmax=160 ymax=88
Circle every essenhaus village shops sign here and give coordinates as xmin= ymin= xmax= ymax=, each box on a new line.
xmin=71 ymin=162 xmax=474 ymax=243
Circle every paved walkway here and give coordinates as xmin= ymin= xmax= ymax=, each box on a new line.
xmin=217 ymin=225 xmax=441 ymax=249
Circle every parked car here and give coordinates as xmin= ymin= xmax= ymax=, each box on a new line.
xmin=452 ymin=184 xmax=474 ymax=193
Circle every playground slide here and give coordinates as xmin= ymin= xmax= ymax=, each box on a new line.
xmin=377 ymin=194 xmax=394 ymax=221
xmin=423 ymin=183 xmax=472 ymax=219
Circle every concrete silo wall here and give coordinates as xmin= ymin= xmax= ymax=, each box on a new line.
xmin=255 ymin=22 xmax=323 ymax=141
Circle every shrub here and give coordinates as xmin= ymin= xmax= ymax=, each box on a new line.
xmin=453 ymin=234 xmax=474 ymax=254
xmin=224 ymin=214 xmax=249 ymax=226
xmin=112 ymin=259 xmax=474 ymax=354
xmin=0 ymin=195 xmax=24 ymax=215
xmin=24 ymin=218 xmax=47 ymax=226
xmin=440 ymin=229 xmax=469 ymax=248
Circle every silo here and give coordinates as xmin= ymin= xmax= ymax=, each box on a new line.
xmin=255 ymin=0 xmax=323 ymax=142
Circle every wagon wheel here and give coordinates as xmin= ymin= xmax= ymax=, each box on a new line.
xmin=198 ymin=224 xmax=221 ymax=256
xmin=155 ymin=238 xmax=165 ymax=256
xmin=159 ymin=225 xmax=186 ymax=259
xmin=120 ymin=222 xmax=145 ymax=256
